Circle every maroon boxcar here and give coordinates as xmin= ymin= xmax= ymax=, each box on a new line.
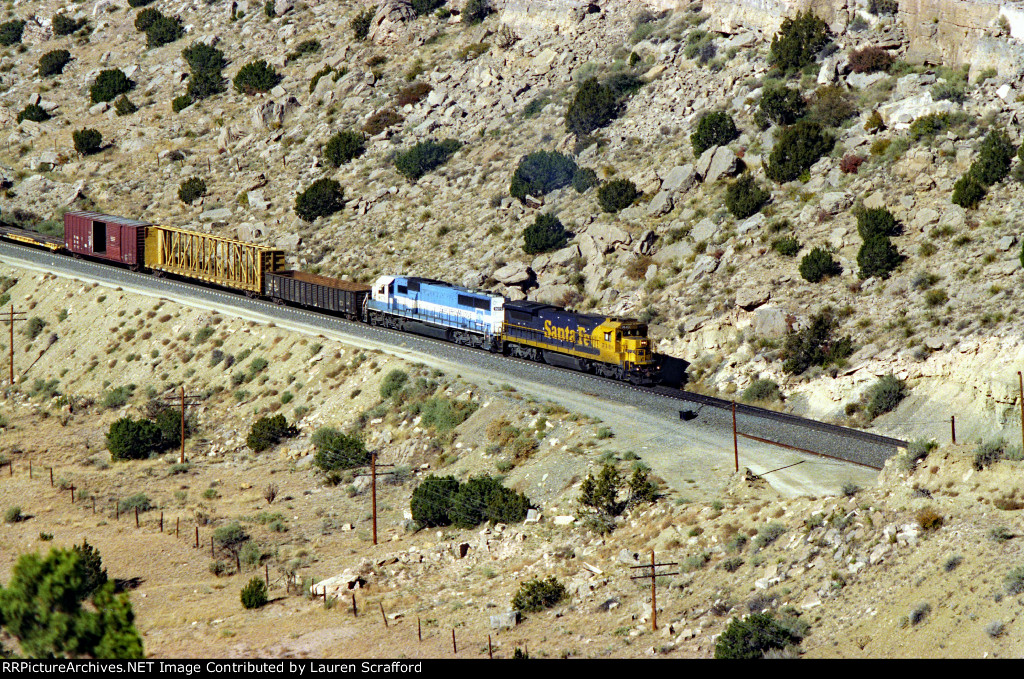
xmin=63 ymin=211 xmax=151 ymax=267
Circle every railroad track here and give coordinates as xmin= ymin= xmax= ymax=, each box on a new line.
xmin=0 ymin=240 xmax=905 ymax=472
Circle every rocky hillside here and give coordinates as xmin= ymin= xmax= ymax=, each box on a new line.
xmin=3 ymin=0 xmax=1024 ymax=441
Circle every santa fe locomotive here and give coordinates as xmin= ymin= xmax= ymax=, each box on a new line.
xmin=0 ymin=210 xmax=661 ymax=384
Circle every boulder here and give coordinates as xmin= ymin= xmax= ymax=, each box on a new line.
xmin=690 ymin=217 xmax=717 ymax=244
xmin=646 ymin=190 xmax=673 ymax=217
xmin=661 ymin=164 xmax=696 ymax=193
xmin=752 ymin=305 xmax=793 ymax=339
xmin=704 ymin=146 xmax=738 ymax=182
xmin=996 ymin=235 xmax=1016 ymax=251
xmin=490 ymin=611 xmax=520 ymax=629
xmin=846 ymin=72 xmax=888 ymax=89
xmin=652 ymin=239 xmax=693 ymax=265
xmin=911 ymin=207 xmax=940 ymax=231
xmin=493 ymin=262 xmax=534 ymax=287
xmin=819 ymin=192 xmax=852 ymax=215
xmin=737 ymin=212 xmax=765 ymax=235
xmin=877 ymin=92 xmax=956 ymax=129
xmin=251 ymin=96 xmax=300 ymax=129
xmin=200 ymin=207 xmax=233 ymax=222
xmin=687 ymin=254 xmax=719 ymax=281
xmin=532 ymin=284 xmax=574 ymax=305
xmin=368 ymin=0 xmax=416 ymax=45
xmin=736 ymin=285 xmax=770 ymax=311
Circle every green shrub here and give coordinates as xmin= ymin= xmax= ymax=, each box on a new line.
xmin=53 ymin=15 xmax=88 ymax=37
xmin=295 ymin=178 xmax=345 ymax=222
xmin=183 ymin=42 xmax=226 ymax=75
xmin=186 ymin=71 xmax=225 ymax=100
xmin=39 ymin=49 xmax=72 ymax=77
xmin=1001 ymin=566 xmax=1024 ymax=597
xmin=312 ymin=427 xmax=370 ymax=471
xmin=114 ymin=95 xmax=138 ymax=116
xmin=856 ymin=207 xmax=901 ymax=240
xmin=511 ymin=576 xmax=567 ymax=613
xmin=771 ymin=236 xmax=801 ymax=257
xmin=449 ymin=475 xmax=532 ymax=527
xmin=323 ymin=130 xmax=366 ymax=167
xmin=102 ymin=385 xmax=134 ymax=409
xmin=246 ymin=414 xmax=298 ymax=452
xmin=908 ymin=112 xmax=972 ymax=142
xmin=578 ymin=464 xmax=623 ymax=516
xmin=523 ymin=213 xmax=568 ymax=254
xmin=807 ymin=84 xmax=858 ymax=127
xmin=951 ymin=173 xmax=986 ymax=209
xmin=127 ymin=0 xmax=155 ymax=6
xmin=864 ymin=374 xmax=907 ymax=420
xmin=969 ymin=129 xmax=1015 ymax=186
xmin=286 ymin=39 xmax=321 ymax=61
xmin=857 ymin=235 xmax=903 ymax=279
xmin=4 ymin=506 xmax=24 ymax=523
xmin=627 ymin=466 xmax=658 ymax=505
xmin=742 ymin=379 xmax=781 ymax=403
xmin=768 ymin=10 xmax=831 ymax=71
xmin=597 ymin=178 xmax=639 ymax=213
xmin=178 ymin=177 xmax=207 ymax=204
xmin=71 ymin=540 xmax=108 ymax=596
xmin=509 ymin=151 xmax=578 ymax=202
xmin=753 ymin=522 xmax=786 ymax=550
xmin=379 ymin=369 xmax=409 ymax=399
xmin=725 ymin=174 xmax=770 ymax=219
xmin=135 ymin=8 xmax=160 ymax=31
xmin=362 ymin=108 xmax=404 ymax=135
xmin=309 ymin=65 xmax=334 ymax=94
xmin=117 ymin=493 xmax=153 ymax=514
xmin=410 ymin=475 xmax=460 ymax=527
xmin=240 ymin=577 xmax=268 ymax=609
xmin=396 ymin=81 xmax=432 ymax=106
xmin=755 ymin=84 xmax=806 ymax=128
xmin=463 ymin=0 xmax=492 ymax=25
xmin=107 ymin=417 xmax=162 ymax=461
xmin=0 ymin=19 xmax=26 ymax=46
xmin=869 ymin=0 xmax=898 ymax=15
xmin=782 ymin=308 xmax=853 ymax=374
xmin=931 ymin=80 xmax=966 ymax=104
xmin=848 ymin=46 xmax=893 ymax=74
xmin=17 ymin=105 xmax=50 ymax=124
xmin=394 ymin=139 xmax=461 ymax=181
xmin=974 ymin=439 xmax=1006 ymax=471
xmin=565 ymin=78 xmax=617 ymax=137
xmin=571 ymin=167 xmax=598 ymax=193
xmin=145 ymin=14 xmax=183 ymax=48
xmin=411 ymin=0 xmax=446 ymax=16
xmin=765 ymin=120 xmax=834 ymax=183
xmin=171 ymin=95 xmax=192 ymax=113
xmin=691 ymin=110 xmax=739 ymax=156
xmin=715 ymin=612 xmax=801 ymax=659
xmin=234 ymin=60 xmax=282 ymax=95
xmin=351 ymin=8 xmax=375 ymax=40
xmin=799 ymin=247 xmax=841 ymax=283
xmin=90 ymin=69 xmax=132 ymax=103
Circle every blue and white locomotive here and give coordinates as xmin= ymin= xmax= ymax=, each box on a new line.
xmin=366 ymin=276 xmax=505 ymax=352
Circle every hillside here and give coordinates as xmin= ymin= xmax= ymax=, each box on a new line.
xmin=1 ymin=0 xmax=1024 ymax=659
xmin=0 ymin=262 xmax=1021 ymax=658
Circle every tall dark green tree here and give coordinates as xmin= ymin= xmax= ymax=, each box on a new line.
xmin=565 ymin=78 xmax=617 ymax=137
xmin=768 ymin=10 xmax=832 ymax=71
xmin=0 ymin=547 xmax=143 ymax=658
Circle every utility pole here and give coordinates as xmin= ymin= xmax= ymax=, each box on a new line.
xmin=352 ymin=452 xmax=394 ymax=545
xmin=159 ymin=387 xmax=202 ymax=463
xmin=4 ymin=306 xmax=26 ymax=386
xmin=629 ymin=551 xmax=678 ymax=632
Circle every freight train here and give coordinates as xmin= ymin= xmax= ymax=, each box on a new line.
xmin=0 ymin=210 xmax=661 ymax=384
